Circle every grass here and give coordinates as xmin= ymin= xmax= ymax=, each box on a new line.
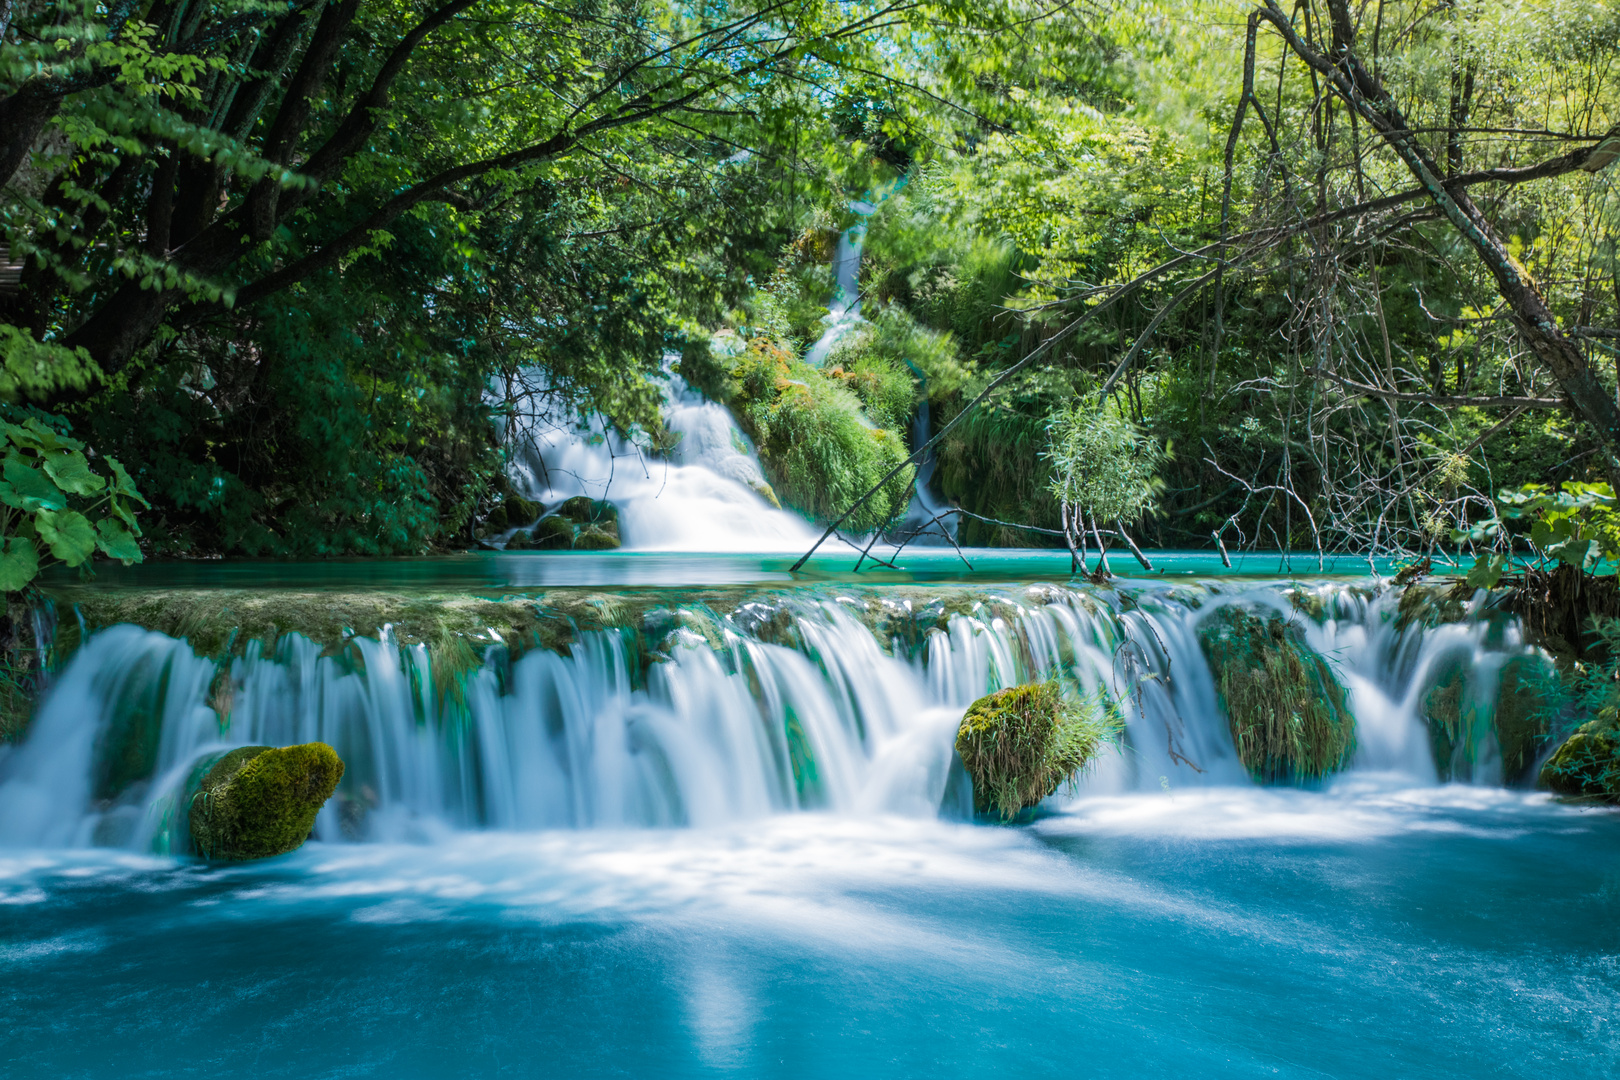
xmin=680 ymin=335 xmax=915 ymax=534
xmin=1197 ymin=606 xmax=1356 ymax=783
xmin=954 ymin=679 xmax=1121 ymax=821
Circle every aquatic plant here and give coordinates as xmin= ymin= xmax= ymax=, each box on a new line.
xmin=954 ymin=679 xmax=1120 ymax=822
xmin=1197 ymin=607 xmax=1355 ymax=783
xmin=188 ymin=743 xmax=345 ymax=861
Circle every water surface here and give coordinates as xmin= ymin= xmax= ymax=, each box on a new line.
xmin=3 ymin=782 xmax=1615 ymax=1078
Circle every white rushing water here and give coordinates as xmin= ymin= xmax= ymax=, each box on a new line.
xmin=505 ymin=367 xmax=820 ymax=551
xmin=0 ymin=580 xmax=1544 ymax=851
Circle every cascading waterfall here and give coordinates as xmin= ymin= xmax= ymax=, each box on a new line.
xmin=0 ymin=579 xmax=1544 ymax=852
xmin=503 ymin=365 xmax=818 ymax=551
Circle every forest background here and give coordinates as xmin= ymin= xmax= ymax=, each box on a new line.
xmin=3 ymin=0 xmax=1620 ymax=571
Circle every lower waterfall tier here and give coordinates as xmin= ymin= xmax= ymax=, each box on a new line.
xmin=0 ymin=578 xmax=1566 ymax=848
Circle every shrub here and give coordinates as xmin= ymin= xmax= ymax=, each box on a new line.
xmin=680 ymin=335 xmax=915 ymax=533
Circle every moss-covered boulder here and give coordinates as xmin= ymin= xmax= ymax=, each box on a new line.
xmin=1495 ymin=655 xmax=1562 ymax=783
xmin=530 ymin=498 xmax=621 ymax=550
xmin=1395 ymin=582 xmax=1475 ymax=632
xmin=1420 ymin=653 xmax=1560 ymax=784
xmin=188 ymin=742 xmax=345 ymax=860
xmin=1198 ymin=607 xmax=1356 ymax=783
xmin=955 ymin=680 xmax=1117 ymax=821
xmin=1539 ymin=728 xmax=1620 ymax=801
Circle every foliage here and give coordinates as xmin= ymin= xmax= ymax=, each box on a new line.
xmin=681 ymin=334 xmax=915 ymax=534
xmin=1198 ymin=606 xmax=1356 ymax=783
xmin=954 ymin=679 xmax=1121 ymax=822
xmin=0 ymin=405 xmax=146 ymax=590
xmin=1044 ymin=405 xmax=1164 ymax=526
xmin=1539 ymin=730 xmax=1620 ymax=802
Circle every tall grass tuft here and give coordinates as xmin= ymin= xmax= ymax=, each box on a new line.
xmin=955 ymin=679 xmax=1121 ymax=821
xmin=1197 ymin=607 xmax=1356 ymax=782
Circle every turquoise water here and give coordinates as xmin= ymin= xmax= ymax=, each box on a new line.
xmin=3 ymin=781 xmax=1617 ymax=1078
xmin=50 ymin=547 xmax=1402 ymax=590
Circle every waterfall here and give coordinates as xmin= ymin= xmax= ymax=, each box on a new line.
xmin=0 ymin=579 xmax=1547 ymax=851
xmin=503 ymin=365 xmax=818 ymax=551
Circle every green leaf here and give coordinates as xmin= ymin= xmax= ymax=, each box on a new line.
xmin=94 ymin=518 xmax=142 ymax=564
xmin=105 ymin=458 xmax=149 ymax=505
xmin=42 ymin=449 xmax=104 ymax=495
xmin=2 ymin=454 xmax=67 ymax=511
xmin=0 ymin=536 xmax=40 ymax=592
xmin=34 ymin=508 xmax=97 ymax=565
xmin=1465 ymin=552 xmax=1508 ymax=589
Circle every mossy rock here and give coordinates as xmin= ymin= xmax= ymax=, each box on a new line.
xmin=574 ymin=523 xmax=620 ymax=550
xmin=1495 ymin=655 xmax=1561 ymax=783
xmin=1395 ymin=582 xmax=1474 ymax=632
xmin=188 ymin=743 xmax=345 ymax=860
xmin=1539 ymin=730 xmax=1620 ymax=802
xmin=955 ymin=680 xmax=1116 ymax=822
xmin=504 ymin=495 xmax=543 ymax=526
xmin=1421 ymin=655 xmax=1472 ymax=782
xmin=505 ymin=529 xmax=534 ymax=550
xmin=556 ymin=496 xmax=614 ymax=525
xmin=1198 ymin=607 xmax=1355 ymax=783
xmin=1420 ymin=653 xmax=1560 ymax=784
xmin=534 ymin=515 xmax=577 ymax=549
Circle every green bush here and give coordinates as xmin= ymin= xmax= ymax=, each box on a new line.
xmin=0 ymin=407 xmax=147 ymax=591
xmin=681 ymin=335 xmax=914 ymax=533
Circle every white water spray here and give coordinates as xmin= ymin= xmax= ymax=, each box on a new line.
xmin=0 ymin=581 xmax=1546 ymax=851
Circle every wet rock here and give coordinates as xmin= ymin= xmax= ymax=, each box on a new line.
xmin=1395 ymin=582 xmax=1474 ymax=632
xmin=505 ymin=528 xmax=534 ymax=551
xmin=955 ymin=681 xmax=1116 ymax=821
xmin=1198 ymin=606 xmax=1355 ymax=783
xmin=188 ymin=742 xmax=345 ymax=860
xmin=1540 ymin=728 xmax=1620 ymax=801
xmin=1420 ymin=652 xmax=1561 ymax=784
xmin=532 ymin=498 xmax=621 ymax=550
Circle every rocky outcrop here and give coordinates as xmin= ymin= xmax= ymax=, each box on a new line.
xmin=1198 ymin=606 xmax=1356 ymax=783
xmin=1540 ymin=726 xmax=1620 ymax=802
xmin=518 ymin=496 xmax=620 ymax=551
xmin=954 ymin=680 xmax=1116 ymax=821
xmin=188 ymin=742 xmax=345 ymax=860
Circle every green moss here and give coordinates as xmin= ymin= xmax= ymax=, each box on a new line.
xmin=1421 ymin=657 xmax=1473 ymax=782
xmin=1539 ymin=730 xmax=1620 ymax=802
xmin=1420 ymin=652 xmax=1561 ymax=784
xmin=504 ymin=495 xmax=542 ymax=526
xmin=1395 ymin=582 xmax=1473 ymax=632
xmin=505 ymin=529 xmax=534 ymax=550
xmin=528 ymin=499 xmax=620 ymax=550
xmin=1495 ymin=655 xmax=1561 ymax=783
xmin=188 ymin=742 xmax=345 ymax=860
xmin=534 ymin=515 xmax=578 ymax=549
xmin=955 ymin=680 xmax=1119 ymax=821
xmin=1198 ymin=607 xmax=1355 ymax=783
